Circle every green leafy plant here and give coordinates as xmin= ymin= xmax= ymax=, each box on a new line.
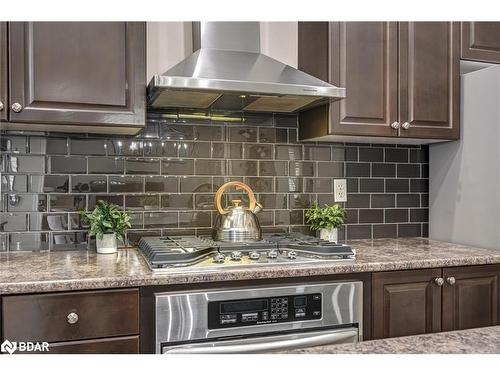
xmin=305 ymin=203 xmax=346 ymax=231
xmin=80 ymin=200 xmax=131 ymax=241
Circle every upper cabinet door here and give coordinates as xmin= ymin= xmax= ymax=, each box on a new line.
xmin=8 ymin=22 xmax=145 ymax=128
xmin=461 ymin=22 xmax=500 ymax=63
xmin=398 ymin=22 xmax=460 ymax=140
xmin=0 ymin=22 xmax=7 ymax=121
xmin=442 ymin=265 xmax=499 ymax=332
xmin=329 ymin=22 xmax=399 ymax=138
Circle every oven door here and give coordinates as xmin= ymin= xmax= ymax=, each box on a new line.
xmin=162 ymin=327 xmax=358 ymax=354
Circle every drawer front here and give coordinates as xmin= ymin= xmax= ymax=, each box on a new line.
xmin=47 ymin=336 xmax=139 ymax=354
xmin=2 ymin=289 xmax=139 ymax=342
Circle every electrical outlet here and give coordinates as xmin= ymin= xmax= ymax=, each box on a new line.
xmin=334 ymin=179 xmax=347 ymax=202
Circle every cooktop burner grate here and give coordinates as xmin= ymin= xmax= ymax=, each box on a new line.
xmin=138 ymin=233 xmax=355 ymax=271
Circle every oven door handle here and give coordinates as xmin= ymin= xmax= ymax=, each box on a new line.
xmin=163 ymin=328 xmax=358 ymax=354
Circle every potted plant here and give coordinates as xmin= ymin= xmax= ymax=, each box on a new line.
xmin=80 ymin=200 xmax=131 ymax=254
xmin=305 ymin=203 xmax=346 ymax=243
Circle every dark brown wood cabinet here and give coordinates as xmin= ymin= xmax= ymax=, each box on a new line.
xmin=372 ymin=268 xmax=442 ymax=339
xmin=461 ymin=22 xmax=500 ymax=63
xmin=5 ymin=22 xmax=146 ymax=134
xmin=298 ymin=22 xmax=460 ymax=143
xmin=373 ymin=265 xmax=500 ymax=340
xmin=0 ymin=22 xmax=7 ymax=122
xmin=2 ymin=288 xmax=139 ymax=354
xmin=442 ymin=265 xmax=499 ymax=331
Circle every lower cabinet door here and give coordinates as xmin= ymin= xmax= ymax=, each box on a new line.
xmin=47 ymin=336 xmax=139 ymax=354
xmin=442 ymin=265 xmax=499 ymax=331
xmin=372 ymin=268 xmax=442 ymax=339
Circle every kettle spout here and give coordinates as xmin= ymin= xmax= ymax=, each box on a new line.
xmin=252 ymin=202 xmax=263 ymax=214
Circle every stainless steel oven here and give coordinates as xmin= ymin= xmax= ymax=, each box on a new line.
xmin=155 ymin=281 xmax=363 ymax=353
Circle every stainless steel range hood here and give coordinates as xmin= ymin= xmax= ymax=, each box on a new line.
xmin=147 ymin=22 xmax=345 ymax=113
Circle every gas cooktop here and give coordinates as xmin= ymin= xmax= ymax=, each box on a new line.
xmin=138 ymin=233 xmax=355 ymax=272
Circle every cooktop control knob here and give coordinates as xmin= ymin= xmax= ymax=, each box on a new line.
xmin=287 ymin=251 xmax=297 ymax=260
xmin=267 ymin=250 xmax=278 ymax=259
xmin=249 ymin=251 xmax=261 ymax=260
xmin=213 ymin=253 xmax=226 ymax=263
xmin=230 ymin=251 xmax=242 ymax=261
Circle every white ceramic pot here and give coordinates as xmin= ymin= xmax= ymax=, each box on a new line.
xmin=319 ymin=228 xmax=338 ymax=243
xmin=96 ymin=233 xmax=118 ymax=254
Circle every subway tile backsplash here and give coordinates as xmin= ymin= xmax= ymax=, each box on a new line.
xmin=0 ymin=111 xmax=429 ymax=251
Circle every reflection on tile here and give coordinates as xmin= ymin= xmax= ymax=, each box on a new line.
xmin=88 ymin=195 xmax=124 ymax=210
xmin=69 ymin=213 xmax=90 ymax=230
xmin=161 ymin=159 xmax=194 ymax=175
xmin=0 ymin=213 xmax=28 ymax=231
xmin=71 ymin=175 xmax=107 ymax=193
xmin=275 ymin=145 xmax=302 ymax=160
xmin=193 ymin=126 xmax=224 ymax=141
xmin=30 ymin=137 xmax=68 ymax=155
xmin=303 ymin=146 xmax=330 ymax=161
xmin=195 ymin=159 xmax=226 ymax=175
xmin=289 ymin=194 xmax=312 ymax=209
xmin=126 ymin=158 xmax=160 ymax=175
xmin=245 ymin=177 xmax=274 ymax=193
xmin=304 ymin=178 xmax=332 ymax=193
xmin=6 ymin=155 xmax=45 ymax=173
xmin=211 ymin=143 xmax=242 ymax=159
xmin=161 ymin=194 xmax=193 ymax=210
xmin=180 ymin=176 xmax=213 ymax=193
xmin=144 ymin=212 xmax=178 ymax=228
xmin=144 ymin=140 xmax=177 ymax=157
xmin=109 ymin=176 xmax=144 ymax=193
xmin=228 ymin=160 xmax=258 ymax=176
xmin=50 ymin=156 xmax=86 ymax=173
xmin=31 ymin=175 xmax=69 ymax=193
xmin=276 ymin=177 xmax=303 ymax=193
xmin=129 ymin=212 xmax=144 ymax=229
xmin=178 ymin=142 xmax=211 ymax=158
xmin=259 ymin=194 xmax=287 ymax=209
xmin=145 ymin=176 xmax=178 ymax=193
xmin=258 ymin=128 xmax=277 ymax=143
xmin=6 ymin=194 xmax=47 ymax=212
xmin=125 ymin=195 xmax=160 ymax=211
xmin=51 ymin=231 xmax=88 ymax=251
xmin=289 ymin=161 xmax=314 ymax=177
xmin=29 ymin=213 xmax=69 ymax=231
xmin=194 ymin=194 xmax=215 ymax=210
xmin=245 ymin=144 xmax=273 ymax=159
xmin=70 ymin=139 xmax=107 ymax=155
xmin=179 ymin=212 xmax=211 ymax=227
xmin=9 ymin=232 xmax=50 ymax=251
xmin=259 ymin=161 xmax=288 ymax=176
xmin=88 ymin=157 xmax=124 ymax=174
xmin=49 ymin=194 xmax=86 ymax=212
xmin=2 ymin=174 xmax=28 ymax=193
xmin=1 ymin=136 xmax=27 ymax=153
xmin=107 ymin=140 xmax=144 ymax=156
xmin=229 ymin=127 xmax=257 ymax=142
xmin=160 ymin=124 xmax=195 ymax=140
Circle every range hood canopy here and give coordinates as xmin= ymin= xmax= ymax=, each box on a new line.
xmin=147 ymin=22 xmax=345 ymax=113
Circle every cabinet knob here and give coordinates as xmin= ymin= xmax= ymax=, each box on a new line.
xmin=390 ymin=121 xmax=400 ymax=129
xmin=0 ymin=101 xmax=4 ymax=111
xmin=67 ymin=312 xmax=79 ymax=324
xmin=401 ymin=122 xmax=410 ymax=130
xmin=433 ymin=277 xmax=444 ymax=286
xmin=11 ymin=102 xmax=23 ymax=113
xmin=446 ymin=276 xmax=456 ymax=285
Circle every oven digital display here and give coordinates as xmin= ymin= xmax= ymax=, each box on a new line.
xmin=220 ymin=299 xmax=268 ymax=314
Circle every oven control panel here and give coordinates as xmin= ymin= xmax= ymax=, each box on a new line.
xmin=207 ymin=293 xmax=322 ymax=329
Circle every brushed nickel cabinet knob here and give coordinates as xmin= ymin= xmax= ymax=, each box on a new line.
xmin=433 ymin=277 xmax=444 ymax=286
xmin=446 ymin=276 xmax=456 ymax=285
xmin=390 ymin=121 xmax=400 ymax=129
xmin=401 ymin=122 xmax=410 ymax=130
xmin=11 ymin=102 xmax=23 ymax=113
xmin=67 ymin=312 xmax=79 ymax=324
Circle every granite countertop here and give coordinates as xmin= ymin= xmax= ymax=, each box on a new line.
xmin=280 ymin=326 xmax=500 ymax=354
xmin=1 ymin=237 xmax=500 ymax=294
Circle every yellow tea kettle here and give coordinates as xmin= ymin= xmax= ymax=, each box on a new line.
xmin=212 ymin=181 xmax=263 ymax=242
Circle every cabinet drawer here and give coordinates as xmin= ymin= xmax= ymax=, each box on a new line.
xmin=2 ymin=289 xmax=139 ymax=342
xmin=47 ymin=336 xmax=139 ymax=354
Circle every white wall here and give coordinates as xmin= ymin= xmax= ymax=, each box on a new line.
xmin=146 ymin=22 xmax=298 ymax=80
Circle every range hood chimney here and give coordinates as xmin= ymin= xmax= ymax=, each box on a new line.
xmin=147 ymin=22 xmax=345 ymax=113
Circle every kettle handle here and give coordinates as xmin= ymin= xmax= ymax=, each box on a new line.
xmin=215 ymin=181 xmax=257 ymax=215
